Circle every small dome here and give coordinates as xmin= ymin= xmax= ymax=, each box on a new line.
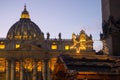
xmin=7 ymin=5 xmax=44 ymax=40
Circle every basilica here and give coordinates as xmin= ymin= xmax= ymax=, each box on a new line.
xmin=0 ymin=0 xmax=120 ymax=80
xmin=0 ymin=5 xmax=95 ymax=80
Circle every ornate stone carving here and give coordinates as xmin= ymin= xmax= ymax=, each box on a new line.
xmin=101 ymin=16 xmax=120 ymax=39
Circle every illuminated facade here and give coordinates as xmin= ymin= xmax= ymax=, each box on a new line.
xmin=1 ymin=0 xmax=120 ymax=80
xmin=0 ymin=5 xmax=95 ymax=80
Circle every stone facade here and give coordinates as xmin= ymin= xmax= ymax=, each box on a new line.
xmin=0 ymin=0 xmax=120 ymax=80
xmin=102 ymin=0 xmax=120 ymax=21
xmin=0 ymin=5 xmax=94 ymax=80
xmin=101 ymin=0 xmax=120 ymax=56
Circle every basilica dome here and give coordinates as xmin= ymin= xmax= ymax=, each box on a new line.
xmin=7 ymin=5 xmax=44 ymax=40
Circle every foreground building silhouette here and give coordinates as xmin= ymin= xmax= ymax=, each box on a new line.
xmin=0 ymin=0 xmax=120 ymax=80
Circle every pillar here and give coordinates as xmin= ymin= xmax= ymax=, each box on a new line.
xmin=37 ymin=61 xmax=42 ymax=80
xmin=47 ymin=60 xmax=51 ymax=80
xmin=11 ymin=60 xmax=15 ymax=80
xmin=33 ymin=60 xmax=37 ymax=80
xmin=6 ymin=60 xmax=11 ymax=80
xmin=42 ymin=59 xmax=49 ymax=80
xmin=20 ymin=61 xmax=24 ymax=80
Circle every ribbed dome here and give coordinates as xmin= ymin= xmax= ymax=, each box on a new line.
xmin=7 ymin=5 xmax=44 ymax=40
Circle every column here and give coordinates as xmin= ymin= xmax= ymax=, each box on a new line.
xmin=33 ymin=60 xmax=37 ymax=80
xmin=42 ymin=59 xmax=49 ymax=80
xmin=47 ymin=60 xmax=51 ymax=80
xmin=41 ymin=61 xmax=43 ymax=80
xmin=6 ymin=60 xmax=11 ymax=80
xmin=38 ymin=61 xmax=42 ymax=80
xmin=20 ymin=61 xmax=24 ymax=80
xmin=11 ymin=60 xmax=15 ymax=80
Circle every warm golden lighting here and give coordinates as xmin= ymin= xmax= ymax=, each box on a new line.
xmin=15 ymin=35 xmax=32 ymax=40
xmin=80 ymin=41 xmax=86 ymax=50
xmin=80 ymin=34 xmax=86 ymax=50
xmin=80 ymin=39 xmax=86 ymax=41
xmin=0 ymin=58 xmax=5 ymax=72
xmin=37 ymin=61 xmax=42 ymax=72
xmin=21 ymin=5 xmax=30 ymax=19
xmin=16 ymin=62 xmax=20 ymax=72
xmin=76 ymin=50 xmax=80 ymax=53
xmin=24 ymin=58 xmax=33 ymax=71
xmin=51 ymin=45 xmax=57 ymax=50
xmin=65 ymin=45 xmax=70 ymax=50
xmin=23 ymin=35 xmax=28 ymax=39
xmin=15 ymin=36 xmax=22 ymax=39
xmin=0 ymin=42 xmax=5 ymax=49
xmin=51 ymin=42 xmax=57 ymax=50
xmin=80 ymin=45 xmax=86 ymax=50
xmin=50 ymin=58 xmax=57 ymax=71
xmin=71 ymin=32 xmax=88 ymax=53
xmin=16 ymin=44 xmax=20 ymax=48
xmin=0 ymin=45 xmax=5 ymax=49
xmin=21 ymin=14 xmax=30 ymax=19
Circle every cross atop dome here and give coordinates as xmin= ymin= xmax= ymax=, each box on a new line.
xmin=21 ymin=4 xmax=30 ymax=19
xmin=24 ymin=4 xmax=27 ymax=11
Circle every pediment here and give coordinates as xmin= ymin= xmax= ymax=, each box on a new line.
xmin=14 ymin=43 xmax=44 ymax=51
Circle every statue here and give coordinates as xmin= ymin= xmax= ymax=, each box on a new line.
xmin=102 ymin=20 xmax=108 ymax=36
xmin=90 ymin=34 xmax=92 ymax=39
xmin=58 ymin=33 xmax=61 ymax=40
xmin=47 ymin=32 xmax=50 ymax=40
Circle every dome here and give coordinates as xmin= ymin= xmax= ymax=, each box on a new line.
xmin=7 ymin=5 xmax=44 ymax=40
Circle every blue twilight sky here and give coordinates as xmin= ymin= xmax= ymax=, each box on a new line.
xmin=0 ymin=0 xmax=102 ymax=51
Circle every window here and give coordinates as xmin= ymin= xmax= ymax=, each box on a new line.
xmin=16 ymin=44 xmax=20 ymax=48
xmin=51 ymin=42 xmax=57 ymax=50
xmin=65 ymin=45 xmax=70 ymax=50
xmin=0 ymin=42 xmax=5 ymax=49
xmin=15 ymin=36 xmax=22 ymax=39
xmin=51 ymin=45 xmax=57 ymax=50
